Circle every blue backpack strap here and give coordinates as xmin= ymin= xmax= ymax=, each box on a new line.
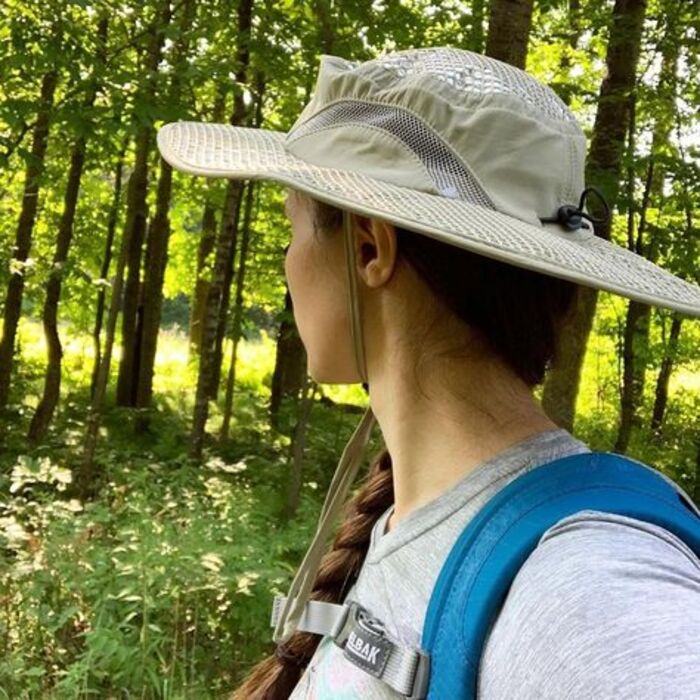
xmin=421 ymin=451 xmax=700 ymax=700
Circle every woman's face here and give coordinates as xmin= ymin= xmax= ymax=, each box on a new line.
xmin=283 ymin=189 xmax=360 ymax=384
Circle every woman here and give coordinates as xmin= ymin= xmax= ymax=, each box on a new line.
xmin=157 ymin=48 xmax=700 ymax=699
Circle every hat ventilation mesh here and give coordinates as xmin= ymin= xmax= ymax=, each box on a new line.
xmin=287 ymin=100 xmax=496 ymax=208
xmin=375 ymin=48 xmax=577 ymax=124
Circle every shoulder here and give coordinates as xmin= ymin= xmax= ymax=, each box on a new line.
xmin=477 ymin=510 xmax=700 ymax=700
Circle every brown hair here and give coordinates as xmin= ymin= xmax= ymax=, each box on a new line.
xmin=232 ymin=196 xmax=579 ymax=698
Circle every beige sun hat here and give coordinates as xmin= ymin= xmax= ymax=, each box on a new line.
xmin=158 ymin=47 xmax=700 ymax=315
xmin=156 ymin=47 xmax=700 ymax=647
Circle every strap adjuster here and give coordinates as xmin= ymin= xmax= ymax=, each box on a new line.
xmin=408 ymin=649 xmax=431 ymax=700
xmin=332 ymin=600 xmax=431 ymax=699
xmin=330 ymin=599 xmax=362 ymax=645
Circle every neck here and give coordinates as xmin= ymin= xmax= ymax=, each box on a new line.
xmin=367 ymin=352 xmax=558 ymax=533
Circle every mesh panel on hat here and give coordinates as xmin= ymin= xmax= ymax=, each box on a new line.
xmin=374 ymin=48 xmax=577 ymax=124
xmin=287 ymin=100 xmax=496 ymax=208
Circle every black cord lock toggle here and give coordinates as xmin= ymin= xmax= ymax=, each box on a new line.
xmin=540 ymin=185 xmax=610 ymax=232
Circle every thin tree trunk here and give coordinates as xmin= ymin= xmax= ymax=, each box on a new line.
xmin=29 ymin=16 xmax=109 ymax=443
xmin=189 ymin=93 xmax=227 ymax=356
xmin=220 ymin=181 xmax=256 ymax=440
xmin=115 ymin=0 xmax=172 ymax=407
xmin=269 ymin=289 xmax=307 ymax=432
xmin=650 ymin=313 xmax=682 ymax=436
xmin=81 ymin=189 xmax=138 ymax=494
xmin=0 ymin=69 xmax=59 ymax=412
xmin=190 ymin=0 xmax=254 ymax=459
xmin=615 ymin=31 xmax=678 ymax=453
xmin=91 ymin=137 xmax=128 ymax=399
xmin=208 ymin=185 xmax=244 ymax=398
xmin=135 ymin=0 xmax=197 ymax=431
xmin=81 ymin=2 xmax=171 ymax=488
xmin=468 ymin=0 xmax=486 ymax=53
xmin=283 ymin=373 xmax=318 ymax=522
xmin=542 ymin=0 xmax=647 ymax=431
xmin=219 ymin=76 xmax=265 ymax=439
xmin=615 ymin=299 xmax=650 ymax=452
xmin=485 ymin=0 xmax=534 ymax=69
xmin=556 ymin=0 xmax=582 ymax=106
xmin=190 ymin=203 xmax=219 ymax=355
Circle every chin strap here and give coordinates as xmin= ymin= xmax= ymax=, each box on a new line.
xmin=272 ymin=209 xmax=376 ymax=644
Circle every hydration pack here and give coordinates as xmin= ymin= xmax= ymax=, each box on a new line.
xmin=271 ymin=452 xmax=700 ymax=699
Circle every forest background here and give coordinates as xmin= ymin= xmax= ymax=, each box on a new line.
xmin=0 ymin=0 xmax=698 ymax=696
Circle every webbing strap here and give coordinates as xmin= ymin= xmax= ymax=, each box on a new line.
xmin=271 ymin=595 xmax=431 ymax=699
xmin=271 ymin=405 xmax=375 ymax=643
xmin=271 ymin=594 xmax=346 ymax=636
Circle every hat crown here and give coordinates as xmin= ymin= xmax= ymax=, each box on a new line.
xmin=285 ymin=47 xmax=587 ymax=229
xmin=346 ymin=48 xmax=577 ymax=124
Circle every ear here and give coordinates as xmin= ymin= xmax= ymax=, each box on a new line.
xmin=352 ymin=213 xmax=398 ymax=289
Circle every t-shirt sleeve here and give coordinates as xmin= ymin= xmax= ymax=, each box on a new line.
xmin=477 ymin=509 xmax=700 ymax=700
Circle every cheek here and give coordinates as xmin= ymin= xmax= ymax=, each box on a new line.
xmin=284 ymin=240 xmax=355 ymax=380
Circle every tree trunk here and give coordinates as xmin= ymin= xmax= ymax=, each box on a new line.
xmin=134 ymin=0 xmax=197 ymax=431
xmin=115 ymin=133 xmax=150 ymax=407
xmin=189 ymin=90 xmax=228 ymax=357
xmin=219 ymin=77 xmax=265 ymax=440
xmin=80 ymin=2 xmax=171 ymax=489
xmin=190 ymin=0 xmax=254 ymax=459
xmin=208 ymin=183 xmax=244 ymax=398
xmin=29 ymin=16 xmax=109 ymax=443
xmin=555 ymin=0 xmax=582 ymax=106
xmin=210 ymin=75 xmax=265 ymax=399
xmin=467 ymin=0 xmax=486 ymax=53
xmin=614 ymin=299 xmax=650 ymax=452
xmin=81 ymin=188 xmax=139 ymax=494
xmin=115 ymin=0 xmax=172 ymax=407
xmin=220 ymin=181 xmax=256 ymax=440
xmin=485 ymin=0 xmax=534 ymax=69
xmin=91 ymin=137 xmax=128 ymax=399
xmin=614 ymin=30 xmax=678 ymax=453
xmin=542 ymin=0 xmax=647 ymax=431
xmin=269 ymin=289 xmax=308 ymax=432
xmin=650 ymin=313 xmax=682 ymax=436
xmin=0 ymin=69 xmax=59 ymax=412
xmin=190 ymin=203 xmax=219 ymax=355
xmin=283 ymin=373 xmax=318 ymax=522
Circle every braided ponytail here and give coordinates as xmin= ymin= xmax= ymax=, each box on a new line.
xmin=231 ymin=448 xmax=394 ymax=699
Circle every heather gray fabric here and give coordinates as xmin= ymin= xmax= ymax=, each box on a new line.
xmin=288 ymin=428 xmax=700 ymax=699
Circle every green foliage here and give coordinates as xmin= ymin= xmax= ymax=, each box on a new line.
xmin=0 ymin=382 xmax=323 ymax=697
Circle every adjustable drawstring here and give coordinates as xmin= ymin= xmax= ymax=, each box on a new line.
xmin=539 ymin=185 xmax=610 ymax=231
xmin=272 ymin=209 xmax=377 ymax=645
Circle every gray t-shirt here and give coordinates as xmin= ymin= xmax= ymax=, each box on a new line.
xmin=288 ymin=428 xmax=700 ymax=699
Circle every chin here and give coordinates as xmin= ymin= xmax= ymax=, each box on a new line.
xmin=307 ymin=357 xmax=358 ymax=386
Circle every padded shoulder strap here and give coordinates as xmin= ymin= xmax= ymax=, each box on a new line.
xmin=421 ymin=451 xmax=700 ymax=700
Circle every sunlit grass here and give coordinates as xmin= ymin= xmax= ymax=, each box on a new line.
xmin=9 ymin=313 xmax=698 ymax=420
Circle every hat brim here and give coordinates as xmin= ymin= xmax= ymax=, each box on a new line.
xmin=157 ymin=121 xmax=700 ymax=317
